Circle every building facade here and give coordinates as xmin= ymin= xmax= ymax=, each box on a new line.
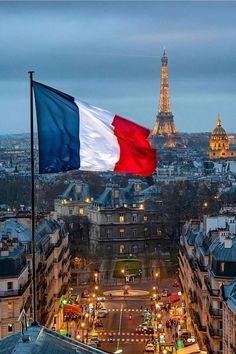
xmin=222 ymin=280 xmax=236 ymax=354
xmin=179 ymin=214 xmax=236 ymax=354
xmin=0 ymin=214 xmax=70 ymax=338
xmin=88 ymin=179 xmax=163 ymax=257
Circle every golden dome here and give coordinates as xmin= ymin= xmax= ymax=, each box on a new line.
xmin=210 ymin=114 xmax=229 ymax=152
xmin=211 ymin=114 xmax=228 ymax=141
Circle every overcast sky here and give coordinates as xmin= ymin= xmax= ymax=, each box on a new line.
xmin=1 ymin=1 xmax=236 ymax=134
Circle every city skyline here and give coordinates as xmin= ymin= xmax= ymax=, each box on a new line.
xmin=1 ymin=1 xmax=236 ymax=134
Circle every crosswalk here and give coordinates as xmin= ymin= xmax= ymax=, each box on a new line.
xmin=107 ymin=308 xmax=143 ymax=312
xmin=96 ymin=331 xmax=154 ymax=343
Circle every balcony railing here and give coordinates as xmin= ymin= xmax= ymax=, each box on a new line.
xmin=204 ymin=277 xmax=220 ymax=297
xmin=208 ymin=324 xmax=222 ymax=338
xmin=209 ymin=305 xmax=222 ymax=318
xmin=0 ymin=278 xmax=31 ymax=297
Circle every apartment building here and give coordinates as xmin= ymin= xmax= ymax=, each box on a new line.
xmin=0 ymin=214 xmax=70 ymax=338
xmin=222 ymin=280 xmax=236 ymax=354
xmin=179 ymin=214 xmax=236 ymax=354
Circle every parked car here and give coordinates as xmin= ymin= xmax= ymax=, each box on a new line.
xmin=97 ymin=311 xmax=106 ymax=318
xmin=173 ymin=280 xmax=180 ymax=287
xmin=90 ymin=336 xmax=101 ymax=347
xmin=135 ymin=325 xmax=144 ymax=334
xmin=161 ymin=289 xmax=171 ymax=297
xmin=145 ymin=342 xmax=155 ymax=352
xmin=99 ymin=307 xmax=108 ymax=314
xmin=146 ymin=326 xmax=154 ymax=335
xmin=97 ymin=296 xmax=106 ymax=302
xmin=95 ymin=320 xmax=103 ymax=328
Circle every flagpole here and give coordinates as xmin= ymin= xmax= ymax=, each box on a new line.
xmin=29 ymin=70 xmax=37 ymax=325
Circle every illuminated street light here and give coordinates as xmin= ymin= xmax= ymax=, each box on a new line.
xmin=85 ymin=313 xmax=89 ymax=318
xmin=81 ymin=322 xmax=85 ymax=328
xmin=153 ymin=286 xmax=156 ymax=291
xmin=95 ymin=285 xmax=99 ymax=291
xmin=203 ymin=202 xmax=208 ymax=207
xmin=92 ymin=293 xmax=96 ymax=298
xmin=121 ymin=269 xmax=125 ymax=274
xmin=178 ymin=291 xmax=182 ymax=296
xmin=76 ymin=334 xmax=81 ymax=340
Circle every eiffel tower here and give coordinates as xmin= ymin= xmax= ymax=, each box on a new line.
xmin=151 ymin=50 xmax=182 ymax=148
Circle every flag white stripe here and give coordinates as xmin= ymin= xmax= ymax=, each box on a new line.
xmin=75 ymin=100 xmax=120 ymax=171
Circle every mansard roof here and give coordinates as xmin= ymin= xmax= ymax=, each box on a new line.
xmin=222 ymin=279 xmax=236 ymax=313
xmin=209 ymin=236 xmax=236 ymax=262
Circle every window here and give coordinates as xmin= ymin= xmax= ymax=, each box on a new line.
xmin=220 ymin=262 xmax=225 ymax=272
xmin=7 ymin=282 xmax=13 ymax=291
xmin=134 ymin=183 xmax=141 ymax=192
xmin=119 ymin=245 xmax=125 ymax=254
xmin=69 ymin=209 xmax=73 ymax=215
xmin=8 ymin=324 xmax=13 ymax=332
xmin=119 ymin=214 xmax=124 ymax=223
xmin=106 ymin=229 xmax=111 ymax=238
xmin=114 ymin=190 xmax=119 ymax=198
xmin=119 ymin=229 xmax=124 ymax=237
xmin=107 ymin=214 xmax=111 ymax=223
xmin=132 ymin=214 xmax=137 ymax=222
xmin=7 ymin=302 xmax=13 ymax=311
xmin=157 ymin=228 xmax=162 ymax=236
xmin=144 ymin=228 xmax=148 ymax=236
xmin=79 ymin=208 xmax=84 ymax=215
xmin=132 ymin=229 xmax=136 ymax=238
xmin=144 ymin=215 xmax=148 ymax=221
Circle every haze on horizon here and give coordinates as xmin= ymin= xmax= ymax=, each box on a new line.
xmin=0 ymin=1 xmax=236 ymax=135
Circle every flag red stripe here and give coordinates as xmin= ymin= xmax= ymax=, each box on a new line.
xmin=112 ymin=115 xmax=157 ymax=176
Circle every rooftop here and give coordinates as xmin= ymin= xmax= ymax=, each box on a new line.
xmin=0 ymin=325 xmax=108 ymax=354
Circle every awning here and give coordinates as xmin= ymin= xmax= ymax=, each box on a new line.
xmin=177 ymin=343 xmax=200 ymax=354
xmin=168 ymin=294 xmax=181 ymax=303
xmin=63 ymin=304 xmax=82 ymax=314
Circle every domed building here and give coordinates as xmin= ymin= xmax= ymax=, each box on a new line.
xmin=209 ymin=114 xmax=236 ymax=159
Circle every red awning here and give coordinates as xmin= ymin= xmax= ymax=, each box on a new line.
xmin=168 ymin=294 xmax=181 ymax=303
xmin=63 ymin=304 xmax=82 ymax=314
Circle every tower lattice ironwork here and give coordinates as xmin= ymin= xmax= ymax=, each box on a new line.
xmin=152 ymin=50 xmax=178 ymax=145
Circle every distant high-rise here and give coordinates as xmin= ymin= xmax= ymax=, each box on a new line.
xmin=151 ymin=50 xmax=182 ymax=148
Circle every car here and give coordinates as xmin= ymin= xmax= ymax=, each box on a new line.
xmin=173 ymin=280 xmax=180 ymax=287
xmin=145 ymin=342 xmax=155 ymax=352
xmin=142 ymin=310 xmax=151 ymax=317
xmin=90 ymin=336 xmax=101 ymax=347
xmin=94 ymin=320 xmax=103 ymax=328
xmin=161 ymin=289 xmax=171 ymax=297
xmin=97 ymin=296 xmax=106 ymax=302
xmin=97 ymin=311 xmax=106 ymax=318
xmin=99 ymin=308 xmax=108 ymax=314
xmin=141 ymin=323 xmax=148 ymax=331
xmin=146 ymin=326 xmax=154 ymax=335
xmin=135 ymin=325 xmax=144 ymax=334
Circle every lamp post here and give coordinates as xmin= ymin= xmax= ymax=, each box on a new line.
xmin=81 ymin=322 xmax=85 ymax=342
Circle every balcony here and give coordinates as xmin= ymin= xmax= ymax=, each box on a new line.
xmin=0 ymin=278 xmax=31 ymax=297
xmin=204 ymin=277 xmax=220 ymax=297
xmin=208 ymin=324 xmax=222 ymax=338
xmin=190 ymin=308 xmax=206 ymax=332
xmin=209 ymin=305 xmax=222 ymax=318
xmin=196 ymin=258 xmax=208 ymax=272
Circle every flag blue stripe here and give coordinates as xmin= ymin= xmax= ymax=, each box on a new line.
xmin=33 ymin=81 xmax=80 ymax=173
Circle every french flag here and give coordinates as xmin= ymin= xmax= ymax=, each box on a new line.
xmin=33 ymin=81 xmax=157 ymax=176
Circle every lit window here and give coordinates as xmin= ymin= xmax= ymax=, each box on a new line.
xmin=132 ymin=203 xmax=137 ymax=208
xmin=139 ymin=204 xmax=144 ymax=210
xmin=119 ymin=245 xmax=125 ymax=254
xmin=220 ymin=262 xmax=224 ymax=272
xmin=119 ymin=229 xmax=124 ymax=237
xmin=144 ymin=216 xmax=148 ymax=221
xmin=7 ymin=302 xmax=13 ymax=310
xmin=132 ymin=229 xmax=136 ymax=238
xmin=79 ymin=208 xmax=84 ymax=215
xmin=119 ymin=214 xmax=124 ymax=223
xmin=157 ymin=229 xmax=162 ymax=236
xmin=134 ymin=183 xmax=141 ymax=192
xmin=8 ymin=324 xmax=13 ymax=332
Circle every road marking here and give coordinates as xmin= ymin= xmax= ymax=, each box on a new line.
xmin=136 ymin=339 xmax=139 ymax=342
xmin=116 ymin=302 xmax=123 ymax=351
xmin=122 ymin=332 xmax=125 ymax=335
xmin=123 ymin=309 xmax=127 ymax=312
xmin=116 ymin=309 xmax=119 ymax=311
xmin=121 ymin=339 xmax=125 ymax=342
xmin=126 ymin=339 xmax=130 ymax=342
xmin=118 ymin=332 xmax=120 ymax=335
xmin=132 ymin=309 xmax=135 ymax=312
xmin=131 ymin=339 xmax=134 ymax=342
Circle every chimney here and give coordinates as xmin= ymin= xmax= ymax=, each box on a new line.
xmin=224 ymin=235 xmax=233 ymax=249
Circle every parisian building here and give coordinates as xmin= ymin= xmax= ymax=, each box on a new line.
xmin=0 ymin=214 xmax=70 ymax=339
xmin=179 ymin=213 xmax=236 ymax=353
xmin=222 ymin=280 xmax=236 ymax=354
xmin=88 ymin=179 xmax=163 ymax=257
